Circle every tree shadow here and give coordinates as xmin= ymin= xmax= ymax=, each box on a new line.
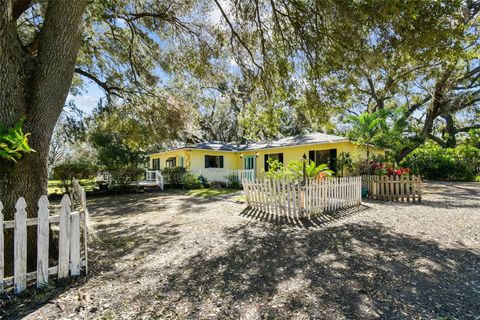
xmin=147 ymin=222 xmax=480 ymax=319
xmin=239 ymin=205 xmax=371 ymax=229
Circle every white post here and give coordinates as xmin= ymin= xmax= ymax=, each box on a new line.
xmin=58 ymin=195 xmax=71 ymax=279
xmin=70 ymin=213 xmax=81 ymax=276
xmin=14 ymin=197 xmax=27 ymax=294
xmin=37 ymin=196 xmax=50 ymax=288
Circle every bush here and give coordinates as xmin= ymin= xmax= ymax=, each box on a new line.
xmin=263 ymin=158 xmax=333 ymax=181
xmin=108 ymin=166 xmax=145 ymax=188
xmin=401 ymin=144 xmax=479 ymax=181
xmin=52 ymin=161 xmax=97 ymax=193
xmin=209 ymin=180 xmax=226 ymax=188
xmin=227 ymin=175 xmax=242 ymax=189
xmin=162 ymin=166 xmax=186 ymax=186
xmin=184 ymin=173 xmax=203 ymax=189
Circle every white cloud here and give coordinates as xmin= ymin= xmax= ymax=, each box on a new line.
xmin=207 ymin=0 xmax=232 ymax=26
xmin=66 ymin=94 xmax=102 ymax=114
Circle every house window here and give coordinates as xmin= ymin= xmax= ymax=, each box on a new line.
xmin=309 ymin=149 xmax=337 ymax=172
xmin=152 ymin=158 xmax=161 ymax=170
xmin=264 ymin=153 xmax=284 ymax=171
xmin=179 ymin=156 xmax=184 ymax=167
xmin=166 ymin=157 xmax=176 ymax=167
xmin=205 ymin=155 xmax=224 ymax=168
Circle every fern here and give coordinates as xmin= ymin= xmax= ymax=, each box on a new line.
xmin=0 ymin=117 xmax=35 ymax=162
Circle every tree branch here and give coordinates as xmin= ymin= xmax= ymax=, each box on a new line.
xmin=74 ymin=68 xmax=123 ymax=98
xmin=213 ymin=0 xmax=262 ymax=72
xmin=456 ymin=124 xmax=480 ymax=133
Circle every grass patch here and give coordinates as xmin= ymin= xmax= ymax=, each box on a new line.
xmin=48 ymin=179 xmax=96 ymax=195
xmin=186 ymin=188 xmax=240 ymax=198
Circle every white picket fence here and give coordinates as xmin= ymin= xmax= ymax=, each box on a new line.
xmin=242 ymin=176 xmax=362 ymax=218
xmin=0 ymin=179 xmax=88 ymax=294
xmin=192 ymin=169 xmax=255 ymax=186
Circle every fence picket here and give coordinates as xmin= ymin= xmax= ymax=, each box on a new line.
xmin=37 ymin=196 xmax=50 ymax=288
xmin=58 ymin=195 xmax=71 ymax=279
xmin=14 ymin=198 xmax=27 ymax=294
xmin=70 ymin=213 xmax=81 ymax=276
xmin=412 ymin=175 xmax=417 ymax=202
xmin=418 ymin=176 xmax=422 ymax=202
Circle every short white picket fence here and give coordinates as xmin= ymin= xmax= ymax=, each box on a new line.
xmin=242 ymin=176 xmax=362 ymax=218
xmin=0 ymin=179 xmax=88 ymax=294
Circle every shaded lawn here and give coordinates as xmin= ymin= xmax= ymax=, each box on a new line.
xmin=186 ymin=188 xmax=240 ymax=198
xmin=48 ymin=179 xmax=96 ymax=195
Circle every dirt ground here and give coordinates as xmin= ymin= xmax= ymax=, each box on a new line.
xmin=1 ymin=182 xmax=479 ymax=319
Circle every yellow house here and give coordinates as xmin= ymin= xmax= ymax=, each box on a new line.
xmin=148 ymin=133 xmax=384 ymax=178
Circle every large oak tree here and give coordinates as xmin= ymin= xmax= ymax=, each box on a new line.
xmin=0 ymin=0 xmax=217 ymax=272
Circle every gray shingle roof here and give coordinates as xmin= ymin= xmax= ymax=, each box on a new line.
xmin=238 ymin=132 xmax=347 ymax=150
xmin=157 ymin=132 xmax=349 ymax=153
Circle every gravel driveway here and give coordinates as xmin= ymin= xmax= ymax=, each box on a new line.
xmin=2 ymin=182 xmax=479 ymax=319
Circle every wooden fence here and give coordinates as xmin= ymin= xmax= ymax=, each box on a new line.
xmin=362 ymin=175 xmax=422 ymax=202
xmin=242 ymin=176 xmax=362 ymax=218
xmin=0 ymin=180 xmax=88 ymax=294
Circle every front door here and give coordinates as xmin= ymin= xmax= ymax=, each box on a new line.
xmin=243 ymin=156 xmax=256 ymax=179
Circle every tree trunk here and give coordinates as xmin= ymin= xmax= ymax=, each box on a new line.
xmin=0 ymin=0 xmax=88 ymax=274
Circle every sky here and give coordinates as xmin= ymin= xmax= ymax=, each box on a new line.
xmin=67 ymin=81 xmax=104 ymax=115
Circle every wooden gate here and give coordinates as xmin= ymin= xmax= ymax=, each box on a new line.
xmin=362 ymin=175 xmax=422 ymax=202
xmin=0 ymin=180 xmax=88 ymax=294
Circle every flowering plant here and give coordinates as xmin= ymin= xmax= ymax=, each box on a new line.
xmin=386 ymin=167 xmax=411 ymax=176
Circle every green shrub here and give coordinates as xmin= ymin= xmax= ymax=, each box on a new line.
xmin=209 ymin=180 xmax=226 ymax=188
xmin=227 ymin=175 xmax=241 ymax=189
xmin=263 ymin=158 xmax=333 ymax=180
xmin=162 ymin=166 xmax=186 ymax=186
xmin=401 ymin=144 xmax=479 ymax=181
xmin=184 ymin=173 xmax=203 ymax=189
xmin=53 ymin=161 xmax=97 ymax=193
xmin=108 ymin=166 xmax=145 ymax=187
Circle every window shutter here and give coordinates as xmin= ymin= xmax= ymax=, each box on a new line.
xmin=309 ymin=150 xmax=315 ymax=164
xmin=220 ymin=156 xmax=224 ymax=168
xmin=279 ymin=153 xmax=284 ymax=164
xmin=205 ymin=156 xmax=209 ymax=168
xmin=329 ymin=149 xmax=337 ymax=172
xmin=264 ymin=154 xmax=269 ymax=171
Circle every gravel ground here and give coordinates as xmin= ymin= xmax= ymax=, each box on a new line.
xmin=1 ymin=182 xmax=479 ymax=319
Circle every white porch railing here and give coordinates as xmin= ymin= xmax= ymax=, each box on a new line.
xmin=140 ymin=170 xmax=164 ymax=190
xmin=191 ymin=169 xmax=255 ymax=187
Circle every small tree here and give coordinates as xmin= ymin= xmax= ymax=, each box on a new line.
xmin=336 ymin=152 xmax=354 ymax=177
xmin=52 ymin=161 xmax=97 ymax=193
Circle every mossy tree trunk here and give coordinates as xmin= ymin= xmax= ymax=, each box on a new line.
xmin=0 ymin=0 xmax=88 ymax=274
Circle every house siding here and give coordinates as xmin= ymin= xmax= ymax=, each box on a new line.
xmin=148 ymin=140 xmax=384 ymax=175
xmin=239 ymin=141 xmax=383 ymax=176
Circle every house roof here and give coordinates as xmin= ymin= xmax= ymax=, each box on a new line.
xmin=239 ymin=132 xmax=348 ymax=150
xmin=150 ymin=132 xmax=351 ymax=155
